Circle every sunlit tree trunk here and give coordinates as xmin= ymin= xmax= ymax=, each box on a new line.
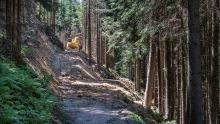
xmin=144 ymin=38 xmax=156 ymax=106
xmin=83 ymin=1 xmax=87 ymax=53
xmin=180 ymin=39 xmax=186 ymax=124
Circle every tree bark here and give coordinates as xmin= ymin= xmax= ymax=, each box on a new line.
xmin=159 ymin=38 xmax=165 ymax=114
xmin=135 ymin=58 xmax=141 ymax=92
xmin=144 ymin=38 xmax=156 ymax=106
xmin=12 ymin=0 xmax=16 ymax=43
xmin=96 ymin=4 xmax=100 ymax=70
xmin=210 ymin=0 xmax=219 ymax=123
xmin=6 ymin=0 xmax=11 ymax=40
xmin=16 ymin=0 xmax=23 ymax=65
xmin=88 ymin=0 xmax=92 ymax=65
xmin=187 ymin=0 xmax=203 ymax=123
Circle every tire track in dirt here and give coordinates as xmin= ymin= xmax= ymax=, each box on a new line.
xmin=54 ymin=49 xmax=135 ymax=124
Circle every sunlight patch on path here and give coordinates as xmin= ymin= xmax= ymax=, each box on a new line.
xmin=71 ymin=80 xmax=131 ymax=96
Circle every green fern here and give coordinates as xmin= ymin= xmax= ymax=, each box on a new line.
xmin=0 ymin=54 xmax=57 ymax=123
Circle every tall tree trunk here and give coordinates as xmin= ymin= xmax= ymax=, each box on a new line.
xmin=210 ymin=0 xmax=219 ymax=123
xmin=16 ymin=0 xmax=23 ymax=64
xmin=83 ymin=1 xmax=87 ymax=53
xmin=47 ymin=11 xmax=49 ymax=27
xmin=6 ymin=0 xmax=11 ymax=40
xmin=159 ymin=38 xmax=165 ymax=114
xmin=144 ymin=38 xmax=156 ymax=106
xmin=88 ymin=0 xmax=92 ymax=65
xmin=39 ymin=4 xmax=41 ymax=21
xmin=12 ymin=0 xmax=16 ymax=43
xmin=156 ymin=38 xmax=161 ymax=110
xmin=181 ymin=38 xmax=187 ymax=124
xmin=96 ymin=4 xmax=100 ymax=70
xmin=217 ymin=1 xmax=220 ymax=123
xmin=164 ymin=39 xmax=173 ymax=119
xmin=51 ymin=0 xmax=53 ymax=32
xmin=105 ymin=39 xmax=109 ymax=69
xmin=167 ymin=39 xmax=174 ymax=119
xmin=43 ymin=8 xmax=46 ymax=24
xmin=135 ymin=58 xmax=141 ymax=92
xmin=187 ymin=0 xmax=203 ymax=123
xmin=53 ymin=0 xmax=55 ymax=33
xmin=22 ymin=0 xmax=25 ymax=26
xmin=9 ymin=0 xmax=13 ymax=41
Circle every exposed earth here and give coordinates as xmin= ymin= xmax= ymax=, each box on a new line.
xmin=51 ymin=49 xmax=138 ymax=124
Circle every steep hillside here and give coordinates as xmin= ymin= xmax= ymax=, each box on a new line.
xmin=0 ymin=12 xmax=164 ymax=123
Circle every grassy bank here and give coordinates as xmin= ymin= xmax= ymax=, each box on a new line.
xmin=0 ymin=55 xmax=57 ymax=123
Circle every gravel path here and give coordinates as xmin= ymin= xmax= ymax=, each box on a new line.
xmin=53 ymin=49 xmax=135 ymax=124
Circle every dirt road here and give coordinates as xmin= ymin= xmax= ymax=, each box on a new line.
xmin=52 ymin=49 xmax=136 ymax=124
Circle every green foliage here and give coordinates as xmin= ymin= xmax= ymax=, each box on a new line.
xmin=101 ymin=0 xmax=150 ymax=76
xmin=0 ymin=33 xmax=3 ymax=39
xmin=36 ymin=0 xmax=56 ymax=11
xmin=0 ymin=54 xmax=57 ymax=124
xmin=56 ymin=0 xmax=82 ymax=36
xmin=21 ymin=46 xmax=35 ymax=56
xmin=137 ymin=106 xmax=163 ymax=123
xmin=101 ymin=0 xmax=167 ymax=76
xmin=160 ymin=120 xmax=176 ymax=124
xmin=131 ymin=113 xmax=146 ymax=124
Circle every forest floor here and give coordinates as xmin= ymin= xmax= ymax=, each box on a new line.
xmin=51 ymin=48 xmax=142 ymax=124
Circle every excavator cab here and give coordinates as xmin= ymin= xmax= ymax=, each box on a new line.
xmin=67 ymin=36 xmax=80 ymax=48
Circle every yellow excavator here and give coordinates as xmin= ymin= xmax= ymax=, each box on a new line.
xmin=67 ymin=36 xmax=80 ymax=48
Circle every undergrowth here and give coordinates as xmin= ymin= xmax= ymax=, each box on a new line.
xmin=0 ymin=33 xmax=3 ymax=38
xmin=0 ymin=54 xmax=57 ymax=124
xmin=136 ymin=106 xmax=176 ymax=124
xmin=131 ymin=113 xmax=146 ymax=124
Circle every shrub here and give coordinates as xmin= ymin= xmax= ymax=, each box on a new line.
xmin=0 ymin=55 xmax=57 ymax=124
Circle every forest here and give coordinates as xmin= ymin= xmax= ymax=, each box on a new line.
xmin=0 ymin=0 xmax=219 ymax=124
